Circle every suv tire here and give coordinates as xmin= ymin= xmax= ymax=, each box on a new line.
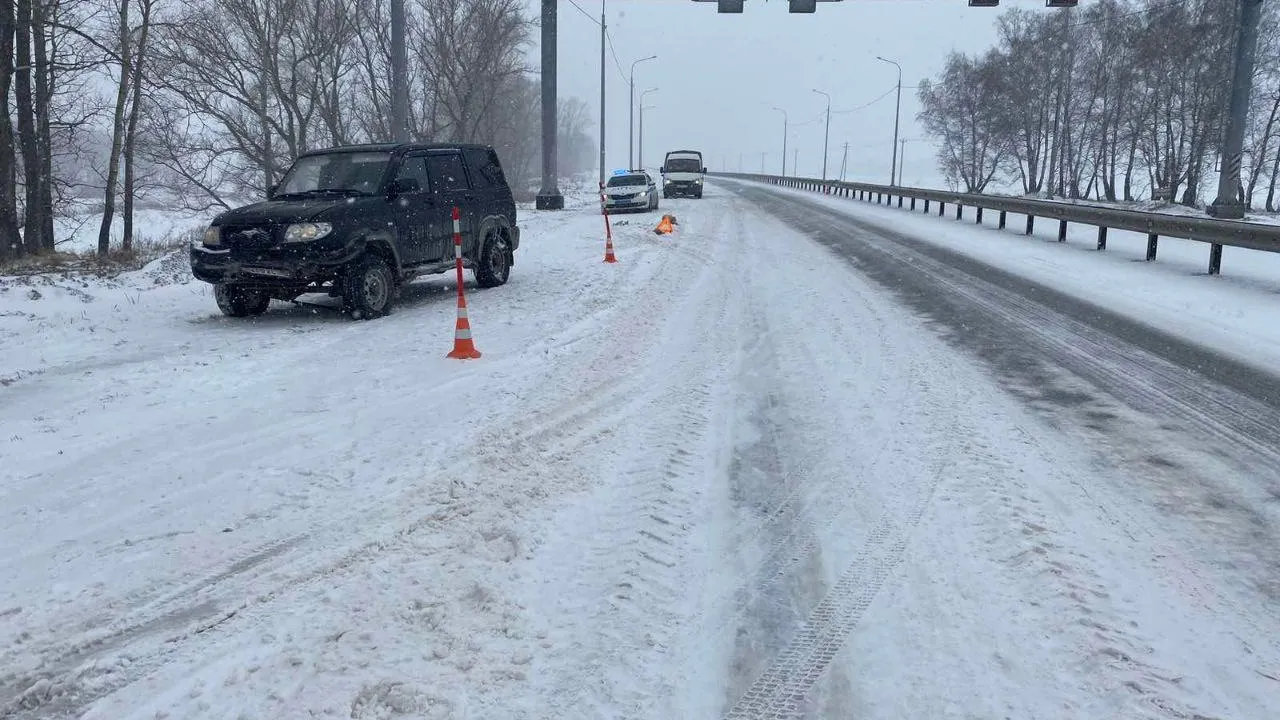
xmin=342 ymin=254 xmax=396 ymax=320
xmin=475 ymin=231 xmax=511 ymax=288
xmin=215 ymin=284 xmax=271 ymax=317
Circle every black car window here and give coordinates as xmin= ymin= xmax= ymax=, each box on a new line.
xmin=426 ymin=152 xmax=471 ymax=192
xmin=464 ymin=148 xmax=495 ymax=188
xmin=394 ymin=154 xmax=430 ymax=192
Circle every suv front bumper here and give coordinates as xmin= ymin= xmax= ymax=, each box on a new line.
xmin=190 ymin=240 xmax=362 ymax=289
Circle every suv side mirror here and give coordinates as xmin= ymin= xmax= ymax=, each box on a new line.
xmin=702 ymin=167 xmax=708 ymax=174
xmin=388 ymin=177 xmax=421 ymax=197
xmin=659 ymin=166 xmax=665 ymax=174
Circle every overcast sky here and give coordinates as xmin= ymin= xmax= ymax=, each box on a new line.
xmin=530 ymin=0 xmax=1074 ymax=187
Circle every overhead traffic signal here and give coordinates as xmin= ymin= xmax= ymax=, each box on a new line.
xmin=692 ymin=0 xmax=844 ymax=13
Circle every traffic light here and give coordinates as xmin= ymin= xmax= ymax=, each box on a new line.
xmin=968 ymin=0 xmax=1000 ymax=6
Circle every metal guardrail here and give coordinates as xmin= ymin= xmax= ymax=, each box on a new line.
xmin=711 ymin=172 xmax=1280 ymax=275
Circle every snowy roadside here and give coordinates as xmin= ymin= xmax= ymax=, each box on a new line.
xmin=728 ymin=179 xmax=1280 ymax=373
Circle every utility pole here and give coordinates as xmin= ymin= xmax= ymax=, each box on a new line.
xmin=876 ymin=56 xmax=902 ymax=186
xmin=899 ymin=139 xmax=907 ymax=185
xmin=813 ymin=88 xmax=831 ymax=181
xmin=598 ymin=0 xmax=607 ymax=187
xmin=838 ymin=142 xmax=849 ymax=181
xmin=537 ymin=0 xmax=564 ymax=210
xmin=389 ymin=0 xmax=409 ymax=142
xmin=1208 ymin=0 xmax=1264 ymax=219
xmin=629 ymin=55 xmax=656 ymax=169
xmin=771 ymin=107 xmax=787 ymax=176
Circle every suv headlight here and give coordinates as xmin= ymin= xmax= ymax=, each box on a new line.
xmin=284 ymin=222 xmax=333 ymax=243
xmin=202 ymin=226 xmax=221 ymax=247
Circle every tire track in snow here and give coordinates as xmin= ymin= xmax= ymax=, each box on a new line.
xmin=733 ymin=182 xmax=1280 ymax=718
xmin=0 ymin=210 xmax=706 ymax=719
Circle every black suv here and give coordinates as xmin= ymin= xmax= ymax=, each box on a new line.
xmin=191 ymin=143 xmax=520 ymax=319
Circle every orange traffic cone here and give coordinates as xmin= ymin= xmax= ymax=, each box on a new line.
xmin=447 ymin=294 xmax=482 ymax=359
xmin=600 ymin=182 xmax=618 ymax=264
xmin=447 ymin=204 xmax=482 ymax=359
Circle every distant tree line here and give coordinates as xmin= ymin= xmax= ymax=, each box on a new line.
xmin=0 ymin=0 xmax=598 ymax=263
xmin=917 ymin=0 xmax=1280 ymax=210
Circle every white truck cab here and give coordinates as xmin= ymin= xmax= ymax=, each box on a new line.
xmin=660 ymin=150 xmax=707 ymax=199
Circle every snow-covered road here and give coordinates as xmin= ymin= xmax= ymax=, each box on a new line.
xmin=2 ymin=184 xmax=1279 ymax=719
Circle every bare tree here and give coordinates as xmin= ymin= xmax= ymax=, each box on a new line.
xmin=0 ymin=0 xmax=19 ymax=261
xmin=918 ymin=52 xmax=1009 ymax=193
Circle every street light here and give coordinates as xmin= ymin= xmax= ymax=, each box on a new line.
xmin=812 ymin=88 xmax=831 ymax=181
xmin=771 ymin=107 xmax=787 ymax=177
xmin=876 ymin=56 xmax=903 ymax=186
xmin=629 ymin=55 xmax=657 ymax=169
xmin=639 ymin=88 xmax=658 ymax=170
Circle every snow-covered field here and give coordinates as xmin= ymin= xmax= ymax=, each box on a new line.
xmin=2 ymin=185 xmax=1279 ymax=719
xmin=748 ymin=180 xmax=1280 ymax=373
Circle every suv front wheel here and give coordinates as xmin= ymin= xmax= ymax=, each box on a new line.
xmin=342 ymin=254 xmax=396 ymax=320
xmin=215 ymin=284 xmax=271 ymax=318
xmin=474 ymin=232 xmax=511 ymax=288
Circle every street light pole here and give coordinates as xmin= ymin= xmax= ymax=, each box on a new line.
xmin=877 ymin=56 xmax=902 ymax=187
xmin=629 ymin=55 xmax=657 ymax=169
xmin=598 ymin=0 xmax=607 ymax=187
xmin=389 ymin=0 xmax=409 ymax=142
xmin=639 ymin=88 xmax=658 ymax=170
xmin=1208 ymin=0 xmax=1264 ymax=219
xmin=772 ymin=107 xmax=787 ymax=176
xmin=813 ymin=88 xmax=831 ymax=181
xmin=537 ymin=0 xmax=563 ymax=210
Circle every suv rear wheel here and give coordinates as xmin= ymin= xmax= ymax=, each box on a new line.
xmin=342 ymin=254 xmax=396 ymax=320
xmin=475 ymin=232 xmax=511 ymax=288
xmin=214 ymin=284 xmax=271 ymax=317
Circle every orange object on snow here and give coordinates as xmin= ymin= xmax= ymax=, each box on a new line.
xmin=654 ymin=214 xmax=676 ymax=235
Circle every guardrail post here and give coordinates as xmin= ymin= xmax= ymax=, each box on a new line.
xmin=1025 ymin=216 xmax=1035 ymax=235
xmin=1097 ymin=226 xmax=1108 ymax=250
xmin=998 ymin=210 xmax=1007 ymax=229
xmin=976 ymin=207 xmax=984 ymax=224
xmin=910 ymin=197 xmax=916 ymax=210
xmin=1146 ymin=233 xmax=1159 ymax=261
xmin=924 ymin=199 xmax=930 ymax=212
xmin=938 ymin=202 xmax=945 ymax=216
xmin=956 ymin=204 xmax=963 ymax=220
xmin=1058 ymin=220 xmax=1068 ymax=243
xmin=898 ymin=195 xmax=904 ymax=208
xmin=1209 ymin=244 xmax=1223 ymax=275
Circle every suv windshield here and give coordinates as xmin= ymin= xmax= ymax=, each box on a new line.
xmin=607 ymin=174 xmax=647 ymax=187
xmin=276 ymin=151 xmax=390 ymax=197
xmin=665 ymin=158 xmax=701 ymax=173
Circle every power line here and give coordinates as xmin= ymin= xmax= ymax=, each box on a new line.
xmin=832 ymin=85 xmax=897 ymax=114
xmin=605 ymin=29 xmax=630 ymax=84
xmin=564 ymin=0 xmax=599 ymax=25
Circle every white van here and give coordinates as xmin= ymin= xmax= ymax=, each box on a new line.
xmin=660 ymin=150 xmax=707 ymax=199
